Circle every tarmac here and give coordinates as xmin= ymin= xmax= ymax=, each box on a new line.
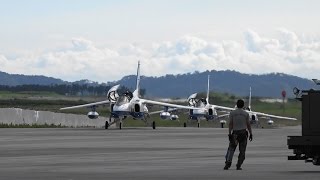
xmin=0 ymin=126 xmax=319 ymax=180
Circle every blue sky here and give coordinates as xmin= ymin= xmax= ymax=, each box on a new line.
xmin=0 ymin=0 xmax=319 ymax=82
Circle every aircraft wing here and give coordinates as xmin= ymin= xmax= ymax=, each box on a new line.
xmin=212 ymin=105 xmax=297 ymax=121
xmin=60 ymin=100 xmax=110 ymax=110
xmin=140 ymin=99 xmax=201 ymax=110
xmin=148 ymin=108 xmax=178 ymax=115
xmin=250 ymin=111 xmax=297 ymax=121
xmin=217 ymin=113 xmax=230 ymax=119
xmin=213 ymin=105 xmax=235 ymax=112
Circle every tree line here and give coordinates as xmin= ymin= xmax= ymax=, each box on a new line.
xmin=0 ymin=84 xmax=146 ymax=97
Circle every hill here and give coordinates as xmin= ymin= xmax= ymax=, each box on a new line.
xmin=0 ymin=71 xmax=66 ymax=86
xmin=114 ymin=70 xmax=316 ymax=98
xmin=0 ymin=70 xmax=316 ymax=98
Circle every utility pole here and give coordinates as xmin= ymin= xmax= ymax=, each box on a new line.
xmin=281 ymin=90 xmax=286 ymax=113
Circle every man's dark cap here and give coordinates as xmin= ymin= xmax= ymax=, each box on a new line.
xmin=236 ymin=99 xmax=244 ymax=108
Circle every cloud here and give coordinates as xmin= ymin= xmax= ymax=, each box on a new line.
xmin=244 ymin=29 xmax=280 ymax=53
xmin=277 ymin=28 xmax=300 ymax=51
xmin=0 ymin=55 xmax=7 ymax=65
xmin=71 ymin=38 xmax=95 ymax=51
xmin=1 ymin=29 xmax=320 ymax=82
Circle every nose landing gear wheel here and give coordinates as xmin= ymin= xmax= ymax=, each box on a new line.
xmin=152 ymin=121 xmax=156 ymax=129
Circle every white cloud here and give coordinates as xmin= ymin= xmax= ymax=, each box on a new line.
xmin=0 ymin=55 xmax=7 ymax=65
xmin=277 ymin=28 xmax=300 ymax=51
xmin=1 ymin=29 xmax=320 ymax=82
xmin=244 ymin=29 xmax=280 ymax=53
xmin=71 ymin=38 xmax=95 ymax=51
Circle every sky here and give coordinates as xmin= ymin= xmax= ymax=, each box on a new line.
xmin=0 ymin=0 xmax=320 ymax=82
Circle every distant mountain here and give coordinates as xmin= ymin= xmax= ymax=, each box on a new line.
xmin=113 ymin=70 xmax=316 ymax=98
xmin=0 ymin=72 xmax=107 ymax=87
xmin=0 ymin=70 xmax=316 ymax=98
xmin=0 ymin=71 xmax=66 ymax=86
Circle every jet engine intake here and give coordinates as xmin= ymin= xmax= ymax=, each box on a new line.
xmin=134 ymin=103 xmax=141 ymax=112
xmin=110 ymin=104 xmax=114 ymax=112
xmin=189 ymin=109 xmax=193 ymax=115
xmin=208 ymin=108 xmax=213 ymax=115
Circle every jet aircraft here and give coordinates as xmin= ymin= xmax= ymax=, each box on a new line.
xmin=60 ymin=61 xmax=200 ymax=129
xmin=187 ymin=76 xmax=297 ymax=127
xmin=244 ymin=87 xmax=297 ymax=126
xmin=187 ymin=75 xmax=231 ymax=127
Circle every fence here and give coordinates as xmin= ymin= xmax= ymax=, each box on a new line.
xmin=0 ymin=108 xmax=111 ymax=128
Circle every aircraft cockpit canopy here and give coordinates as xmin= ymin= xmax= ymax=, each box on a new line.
xmin=200 ymin=98 xmax=207 ymax=105
xmin=116 ymin=96 xmax=130 ymax=106
xmin=195 ymin=98 xmax=207 ymax=107
xmin=123 ymin=91 xmax=133 ymax=99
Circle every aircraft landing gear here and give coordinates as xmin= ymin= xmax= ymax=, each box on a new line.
xmin=105 ymin=121 xmax=109 ymax=129
xmin=152 ymin=121 xmax=156 ymax=129
xmin=107 ymin=115 xmax=120 ymax=130
xmin=119 ymin=121 xmax=122 ymax=130
xmin=183 ymin=122 xmax=187 ymax=127
xmin=197 ymin=120 xmax=200 ymax=128
xmin=313 ymin=156 xmax=320 ymax=165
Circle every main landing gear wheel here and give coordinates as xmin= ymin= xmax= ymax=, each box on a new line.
xmin=119 ymin=122 xmax=122 ymax=130
xmin=183 ymin=122 xmax=187 ymax=127
xmin=152 ymin=121 xmax=156 ymax=129
xmin=105 ymin=121 xmax=109 ymax=129
xmin=197 ymin=120 xmax=200 ymax=128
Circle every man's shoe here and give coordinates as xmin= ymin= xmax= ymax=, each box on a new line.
xmin=236 ymin=167 xmax=242 ymax=170
xmin=224 ymin=162 xmax=231 ymax=170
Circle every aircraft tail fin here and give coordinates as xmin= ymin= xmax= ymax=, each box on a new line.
xmin=133 ymin=61 xmax=141 ymax=98
xmin=249 ymin=87 xmax=252 ymax=109
xmin=206 ymin=75 xmax=210 ymax=103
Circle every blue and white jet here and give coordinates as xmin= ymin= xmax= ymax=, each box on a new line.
xmin=187 ymin=75 xmax=232 ymax=127
xmin=60 ymin=61 xmax=200 ymax=129
xmin=244 ymin=87 xmax=297 ymax=126
xmin=187 ymin=76 xmax=297 ymax=127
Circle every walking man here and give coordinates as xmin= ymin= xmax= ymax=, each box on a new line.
xmin=224 ymin=99 xmax=253 ymax=170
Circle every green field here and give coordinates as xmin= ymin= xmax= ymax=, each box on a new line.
xmin=0 ymin=91 xmax=302 ymax=128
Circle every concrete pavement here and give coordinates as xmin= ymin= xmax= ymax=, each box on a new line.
xmin=0 ymin=126 xmax=318 ymax=180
